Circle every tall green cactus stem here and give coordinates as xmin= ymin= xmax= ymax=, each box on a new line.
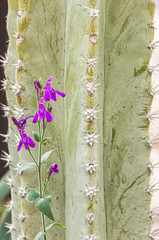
xmin=5 ymin=0 xmax=22 ymax=239
xmin=6 ymin=0 xmax=66 ymax=239
xmin=65 ymin=0 xmax=106 ymax=239
xmin=103 ymin=1 xmax=154 ymax=239
xmin=4 ymin=0 xmax=155 ymax=239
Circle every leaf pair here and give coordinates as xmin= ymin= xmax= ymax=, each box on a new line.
xmin=17 ymin=150 xmax=54 ymax=175
xmin=26 ymin=189 xmax=54 ymax=220
xmin=33 ymin=131 xmax=51 ymax=143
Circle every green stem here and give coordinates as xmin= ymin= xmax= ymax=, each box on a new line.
xmin=42 ymin=121 xmax=47 ymax=139
xmin=38 ymin=121 xmax=46 ymax=240
xmin=43 ymin=179 xmax=49 ymax=196
xmin=28 ymin=148 xmax=38 ymax=167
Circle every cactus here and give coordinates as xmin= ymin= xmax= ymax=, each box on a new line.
xmin=2 ymin=0 xmax=155 ymax=239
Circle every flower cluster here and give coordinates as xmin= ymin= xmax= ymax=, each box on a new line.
xmin=12 ymin=115 xmax=35 ymax=152
xmin=12 ymin=76 xmax=65 ymax=177
xmin=32 ymin=76 xmax=65 ymax=126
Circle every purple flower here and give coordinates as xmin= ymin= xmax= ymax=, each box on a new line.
xmin=32 ymin=97 xmax=52 ymax=124
xmin=48 ymin=163 xmax=59 ymax=178
xmin=34 ymin=79 xmax=42 ymax=100
xmin=43 ymin=76 xmax=66 ymax=102
xmin=12 ymin=115 xmax=34 ymax=130
xmin=17 ymin=130 xmax=36 ymax=152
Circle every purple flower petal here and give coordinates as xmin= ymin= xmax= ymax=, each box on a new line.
xmin=47 ymin=76 xmax=52 ymax=83
xmin=50 ymin=88 xmax=57 ymax=101
xmin=55 ymin=90 xmax=66 ymax=98
xmin=12 ymin=116 xmax=20 ymax=129
xmin=45 ymin=111 xmax=52 ymax=122
xmin=27 ymin=137 xmax=36 ymax=148
xmin=39 ymin=111 xmax=45 ymax=120
xmin=32 ymin=111 xmax=39 ymax=123
xmin=34 ymin=79 xmax=41 ymax=100
xmin=43 ymin=88 xmax=51 ymax=102
xmin=17 ymin=130 xmax=35 ymax=151
xmin=17 ymin=139 xmax=23 ymax=152
xmin=24 ymin=142 xmax=29 ymax=150
xmin=33 ymin=97 xmax=53 ymax=124
xmin=48 ymin=163 xmax=59 ymax=178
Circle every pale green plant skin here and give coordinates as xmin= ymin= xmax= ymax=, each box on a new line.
xmin=4 ymin=0 xmax=154 ymax=239
xmin=103 ymin=1 xmax=154 ymax=239
xmin=6 ymin=0 xmax=66 ymax=239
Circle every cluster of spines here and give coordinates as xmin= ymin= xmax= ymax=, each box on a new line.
xmin=146 ymin=16 xmax=159 ymax=240
xmin=0 ymin=1 xmax=30 ymax=240
xmin=79 ymin=1 xmax=101 ymax=239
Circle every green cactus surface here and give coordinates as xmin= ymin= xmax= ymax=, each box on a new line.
xmin=4 ymin=0 xmax=155 ymax=239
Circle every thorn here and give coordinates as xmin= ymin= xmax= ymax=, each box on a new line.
xmin=78 ymin=4 xmax=100 ymax=19
xmin=17 ymin=186 xmax=27 ymax=198
xmin=146 ymin=41 xmax=159 ymax=52
xmin=4 ymin=223 xmax=15 ymax=234
xmin=146 ymin=178 xmax=159 ymax=195
xmin=13 ymin=32 xmax=24 ymax=46
xmin=5 ymin=200 xmax=13 ymax=212
xmin=149 ymin=207 xmax=159 ymax=218
xmin=81 ymin=105 xmax=102 ymax=122
xmin=17 ymin=213 xmax=25 ymax=223
xmin=12 ymin=59 xmax=24 ymax=71
xmin=0 ymin=78 xmax=9 ymax=91
xmin=149 ymin=228 xmax=159 ymax=239
xmin=0 ymin=132 xmax=10 ymax=143
xmin=0 ymin=54 xmax=8 ymax=68
xmin=16 ymin=8 xmax=26 ymax=23
xmin=12 ymin=106 xmax=24 ymax=119
xmin=0 ymin=103 xmax=12 ymax=118
xmin=84 ymin=185 xmax=100 ymax=201
xmin=82 ymin=76 xmax=100 ymax=96
xmin=0 ymin=151 xmax=12 ymax=168
xmin=10 ymin=83 xmax=22 ymax=95
xmin=83 ymin=161 xmax=99 ymax=174
xmin=147 ymin=64 xmax=159 ymax=75
xmin=82 ymin=56 xmax=98 ymax=72
xmin=11 ymin=161 xmax=22 ymax=174
xmin=146 ymin=110 xmax=159 ymax=123
xmin=149 ymin=83 xmax=159 ymax=97
xmin=147 ymin=134 xmax=159 ymax=147
xmin=149 ymin=18 xmax=159 ymax=29
xmin=5 ymin=177 xmax=14 ymax=189
xmin=81 ymin=233 xmax=100 ymax=239
xmin=17 ymin=234 xmax=26 ymax=240
xmin=147 ymin=159 xmax=159 ymax=174
xmin=83 ymin=132 xmax=100 ymax=147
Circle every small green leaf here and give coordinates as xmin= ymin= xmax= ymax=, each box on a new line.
xmin=34 ymin=222 xmax=66 ymax=240
xmin=33 ymin=132 xmax=41 ymax=142
xmin=46 ymin=222 xmax=66 ymax=231
xmin=35 ymin=196 xmax=54 ymax=220
xmin=41 ymin=137 xmax=51 ymax=143
xmin=41 ymin=150 xmax=53 ymax=165
xmin=26 ymin=188 xmax=40 ymax=202
xmin=34 ymin=231 xmax=45 ymax=240
xmin=17 ymin=162 xmax=37 ymax=175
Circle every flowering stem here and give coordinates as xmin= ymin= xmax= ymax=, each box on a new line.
xmin=43 ymin=179 xmax=49 ymax=196
xmin=28 ymin=148 xmax=38 ymax=167
xmin=38 ymin=121 xmax=46 ymax=240
xmin=42 ymin=121 xmax=47 ymax=139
